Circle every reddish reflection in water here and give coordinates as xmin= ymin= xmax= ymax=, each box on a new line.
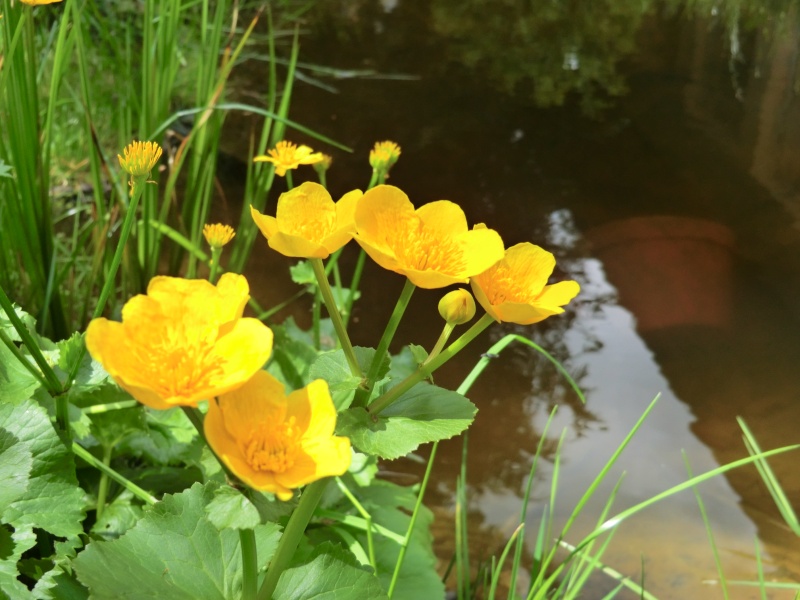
xmin=223 ymin=2 xmax=800 ymax=597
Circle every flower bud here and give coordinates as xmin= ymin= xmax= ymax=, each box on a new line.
xmin=438 ymin=289 xmax=476 ymax=325
xmin=369 ymin=141 xmax=401 ymax=173
xmin=203 ymin=223 xmax=236 ymax=249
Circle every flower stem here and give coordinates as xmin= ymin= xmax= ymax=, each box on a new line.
xmin=285 ymin=170 xmax=294 ymax=190
xmin=257 ymin=479 xmax=329 ymax=600
xmin=367 ymin=313 xmax=495 ymax=415
xmin=95 ymin=445 xmax=113 ymax=522
xmin=425 ymin=323 xmax=455 ymax=365
xmin=343 ymin=249 xmax=366 ymax=330
xmin=71 ymin=442 xmax=156 ymax=505
xmin=181 ymin=406 xmax=238 ymax=483
xmin=209 ymin=247 xmax=222 ymax=284
xmin=310 ymin=259 xmax=362 ymax=379
xmin=352 ymin=279 xmax=416 ymax=408
xmin=240 ymin=528 xmax=258 ymax=600
xmin=66 ymin=179 xmax=148 ymax=387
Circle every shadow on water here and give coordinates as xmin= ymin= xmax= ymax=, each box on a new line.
xmin=222 ymin=0 xmax=800 ymax=596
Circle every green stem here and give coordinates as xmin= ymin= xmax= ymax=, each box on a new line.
xmin=240 ymin=528 xmax=258 ymax=600
xmin=72 ymin=443 xmax=156 ymax=505
xmin=335 ymin=477 xmax=376 ymax=573
xmin=0 ymin=329 xmax=48 ymax=389
xmin=310 ymin=259 xmax=363 ymax=379
xmin=343 ymin=249 xmax=366 ymax=330
xmin=0 ymin=285 xmax=63 ymax=394
xmin=209 ymin=247 xmax=222 ymax=283
xmin=181 ymin=405 xmax=238 ymax=483
xmin=352 ymin=279 xmax=416 ymax=408
xmin=388 ymin=441 xmax=439 ymax=597
xmin=66 ymin=178 xmax=148 ymax=386
xmin=424 ymin=323 xmax=455 ymax=366
xmin=367 ymin=313 xmax=494 ymax=415
xmin=95 ymin=445 xmax=113 ymax=522
xmin=83 ymin=400 xmax=140 ymax=414
xmin=312 ymin=287 xmax=321 ymax=350
xmin=285 ymin=170 xmax=294 ymax=190
xmin=257 ymin=479 xmax=329 ymax=600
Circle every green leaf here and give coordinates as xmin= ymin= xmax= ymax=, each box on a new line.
xmin=358 ymin=480 xmax=442 ymax=600
xmin=273 ymin=541 xmax=388 ymax=600
xmin=91 ymin=491 xmax=144 ymax=541
xmin=309 ymin=347 xmax=380 ymax=411
xmin=0 ymin=158 xmax=13 ymax=178
xmin=337 ymin=383 xmax=477 ymax=460
xmin=74 ymin=482 xmax=281 ymax=599
xmin=117 ymin=407 xmax=200 ymax=465
xmin=0 ymin=525 xmax=37 ymax=599
xmin=56 ymin=333 xmax=85 ymax=374
xmin=407 ymin=344 xmax=428 ymax=366
xmin=0 ymin=400 xmax=87 ymax=538
xmin=0 ymin=428 xmax=32 ymax=513
xmin=205 ymin=485 xmax=261 ymax=530
xmin=270 ymin=318 xmax=319 ymax=390
xmin=289 ymin=260 xmax=316 ymax=286
xmin=0 ymin=338 xmax=41 ymax=404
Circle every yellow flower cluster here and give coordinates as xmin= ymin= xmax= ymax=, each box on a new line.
xmin=118 ymin=140 xmax=162 ymax=179
xmin=86 ymin=274 xmax=351 ymax=499
xmin=369 ymin=141 xmax=401 ymax=172
xmin=250 ymin=180 xmax=579 ymax=323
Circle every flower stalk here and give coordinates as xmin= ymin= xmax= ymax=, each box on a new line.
xmin=240 ymin=528 xmax=258 ymax=600
xmin=352 ymin=279 xmax=416 ymax=408
xmin=257 ymin=478 xmax=329 ymax=600
xmin=310 ymin=258 xmax=363 ymax=379
xmin=71 ymin=443 xmax=157 ymax=505
xmin=367 ymin=313 xmax=495 ymax=415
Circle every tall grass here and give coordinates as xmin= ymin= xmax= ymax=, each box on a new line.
xmin=433 ymin=334 xmax=800 ymax=599
xmin=0 ymin=0 xmax=344 ymax=338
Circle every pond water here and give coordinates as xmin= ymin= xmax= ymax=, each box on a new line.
xmin=226 ymin=2 xmax=800 ymax=597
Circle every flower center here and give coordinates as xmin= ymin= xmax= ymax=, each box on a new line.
xmin=241 ymin=417 xmax=300 ymax=473
xmin=284 ymin=210 xmax=336 ymax=243
xmin=393 ymin=223 xmax=466 ymax=274
xmin=140 ymin=324 xmax=225 ymax=399
xmin=480 ymin=264 xmax=535 ymax=306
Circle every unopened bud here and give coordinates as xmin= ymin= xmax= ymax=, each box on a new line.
xmin=438 ymin=289 xmax=476 ymax=325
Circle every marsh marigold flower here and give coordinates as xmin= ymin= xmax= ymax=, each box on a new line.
xmin=369 ymin=141 xmax=401 ymax=172
xmin=470 ymin=242 xmax=580 ymax=325
xmin=203 ymin=223 xmax=236 ymax=249
xmin=86 ymin=274 xmax=273 ymax=410
xmin=438 ymin=289 xmax=476 ymax=325
xmin=204 ymin=370 xmax=352 ymax=500
xmin=254 ymin=141 xmax=323 ymax=177
xmin=251 ymin=181 xmax=362 ymax=259
xmin=353 ymin=185 xmax=504 ymax=288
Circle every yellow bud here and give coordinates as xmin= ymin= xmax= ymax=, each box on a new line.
xmin=369 ymin=141 xmax=401 ymax=172
xmin=203 ymin=223 xmax=236 ymax=248
xmin=438 ymin=289 xmax=476 ymax=325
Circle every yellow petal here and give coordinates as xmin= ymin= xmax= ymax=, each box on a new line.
xmin=506 ymin=243 xmax=556 ymax=296
xmin=204 ymin=397 xmax=293 ymax=498
xmin=458 ymin=227 xmax=505 ymax=277
xmin=286 ymin=379 xmax=336 ymax=440
xmin=537 ymin=280 xmax=581 ymax=310
xmin=401 ymin=268 xmax=468 ymax=289
xmin=416 ymin=200 xmax=467 ymax=237
xmin=215 ymin=370 xmax=286 ymax=441
xmin=267 ymin=233 xmax=330 ymax=259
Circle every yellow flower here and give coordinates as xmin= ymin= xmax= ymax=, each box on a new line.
xmin=203 ymin=223 xmax=236 ymax=249
xmin=369 ymin=141 xmax=401 ymax=172
xmin=470 ymin=243 xmax=580 ymax=325
xmin=253 ymin=141 xmax=324 ymax=177
xmin=118 ymin=140 xmax=162 ymax=178
xmin=251 ymin=182 xmax=362 ymax=259
xmin=204 ymin=370 xmax=352 ymax=500
xmin=353 ymin=185 xmax=504 ymax=289
xmin=438 ymin=289 xmax=476 ymax=325
xmin=86 ymin=274 xmax=273 ymax=410
xmin=20 ymin=0 xmax=62 ymax=4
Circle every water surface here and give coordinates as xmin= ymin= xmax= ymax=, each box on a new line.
xmin=229 ymin=2 xmax=800 ymax=597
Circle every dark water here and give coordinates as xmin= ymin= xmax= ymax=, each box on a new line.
xmin=225 ymin=2 xmax=800 ymax=597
